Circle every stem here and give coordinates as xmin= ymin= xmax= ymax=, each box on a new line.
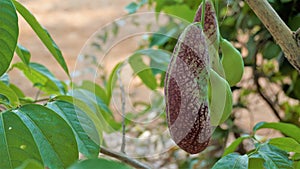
xmin=252 ymin=48 xmax=282 ymax=121
xmin=100 ymin=146 xmax=151 ymax=169
xmin=245 ymin=0 xmax=300 ymax=72
xmin=117 ymin=64 xmax=126 ymax=153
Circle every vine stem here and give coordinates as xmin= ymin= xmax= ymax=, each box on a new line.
xmin=117 ymin=64 xmax=126 ymax=153
xmin=245 ymin=0 xmax=300 ymax=72
xmin=100 ymin=146 xmax=151 ymax=169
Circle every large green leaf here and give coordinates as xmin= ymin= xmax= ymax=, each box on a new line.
xmin=12 ymin=0 xmax=69 ymax=76
xmin=269 ymin=137 xmax=300 ymax=153
xmin=257 ymin=143 xmax=293 ymax=169
xmin=13 ymin=62 xmax=66 ymax=95
xmin=0 ymin=81 xmax=20 ymax=107
xmin=212 ymin=153 xmax=248 ymax=169
xmin=253 ymin=122 xmax=300 ymax=143
xmin=54 ymin=95 xmax=105 ymax=138
xmin=248 ymin=157 xmax=265 ymax=169
xmin=0 ymin=104 xmax=78 ymax=169
xmin=15 ymin=159 xmax=43 ymax=169
xmin=68 ymin=158 xmax=133 ymax=169
xmin=128 ymin=53 xmax=158 ymax=90
xmin=0 ymin=0 xmax=19 ymax=76
xmin=46 ymin=100 xmax=100 ymax=158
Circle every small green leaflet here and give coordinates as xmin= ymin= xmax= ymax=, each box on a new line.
xmin=12 ymin=0 xmax=69 ymax=76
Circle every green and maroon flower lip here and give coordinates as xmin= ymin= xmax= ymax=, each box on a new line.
xmin=164 ymin=23 xmax=211 ymax=154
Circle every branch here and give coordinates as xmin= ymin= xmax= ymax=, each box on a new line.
xmin=245 ymin=0 xmax=300 ymax=73
xmin=100 ymin=146 xmax=151 ymax=169
xmin=254 ymin=74 xmax=282 ymax=121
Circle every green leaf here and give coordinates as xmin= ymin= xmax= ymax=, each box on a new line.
xmin=223 ymin=135 xmax=250 ymax=156
xmin=70 ymin=89 xmax=121 ymax=132
xmin=253 ymin=122 xmax=300 ymax=143
xmin=80 ymin=81 xmax=108 ymax=105
xmin=0 ymin=73 xmax=9 ymax=85
xmin=135 ymin=49 xmax=171 ymax=72
xmin=128 ymin=53 xmax=158 ymax=90
xmin=12 ymin=0 xmax=69 ymax=76
xmin=125 ymin=2 xmax=139 ymax=14
xmin=163 ymin=4 xmax=195 ymax=22
xmin=248 ymin=158 xmax=265 ymax=169
xmin=269 ymin=137 xmax=300 ymax=153
xmin=295 ymin=161 xmax=300 ymax=169
xmin=0 ymin=0 xmax=19 ymax=76
xmin=0 ymin=104 xmax=78 ymax=169
xmin=54 ymin=95 xmax=104 ymax=139
xmin=280 ymin=0 xmax=293 ymax=3
xmin=15 ymin=44 xmax=31 ymax=66
xmin=0 ymin=81 xmax=20 ymax=107
xmin=9 ymin=83 xmax=25 ymax=98
xmin=212 ymin=153 xmax=248 ymax=169
xmin=46 ymin=100 xmax=100 ymax=158
xmin=262 ymin=41 xmax=281 ymax=59
xmin=68 ymin=158 xmax=133 ymax=169
xmin=257 ymin=143 xmax=293 ymax=169
xmin=13 ymin=62 xmax=66 ymax=95
xmin=106 ymin=62 xmax=123 ymax=105
xmin=15 ymin=159 xmax=43 ymax=169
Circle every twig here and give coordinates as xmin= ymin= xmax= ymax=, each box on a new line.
xmin=245 ymin=0 xmax=300 ymax=72
xmin=34 ymin=98 xmax=50 ymax=103
xmin=252 ymin=49 xmax=282 ymax=121
xmin=100 ymin=146 xmax=151 ymax=169
xmin=117 ymin=64 xmax=126 ymax=153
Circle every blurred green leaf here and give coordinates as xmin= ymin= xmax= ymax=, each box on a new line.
xmin=13 ymin=0 xmax=69 ymax=76
xmin=0 ymin=81 xmax=20 ymax=107
xmin=80 ymin=81 xmax=108 ymax=105
xmin=223 ymin=135 xmax=250 ymax=156
xmin=288 ymin=14 xmax=300 ymax=31
xmin=70 ymin=89 xmax=121 ymax=132
xmin=0 ymin=74 xmax=9 ymax=85
xmin=15 ymin=44 xmax=31 ymax=66
xmin=269 ymin=137 xmax=300 ymax=153
xmin=129 ymin=53 xmax=158 ymax=90
xmin=253 ymin=122 xmax=300 ymax=143
xmin=106 ymin=62 xmax=123 ymax=105
xmin=163 ymin=4 xmax=195 ymax=22
xmin=212 ymin=153 xmax=248 ymax=169
xmin=68 ymin=158 xmax=133 ymax=169
xmin=261 ymin=41 xmax=281 ymax=59
xmin=0 ymin=0 xmax=19 ymax=76
xmin=125 ymin=2 xmax=139 ymax=14
xmin=280 ymin=0 xmax=293 ymax=3
xmin=9 ymin=84 xmax=25 ymax=98
xmin=125 ymin=0 xmax=147 ymax=14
